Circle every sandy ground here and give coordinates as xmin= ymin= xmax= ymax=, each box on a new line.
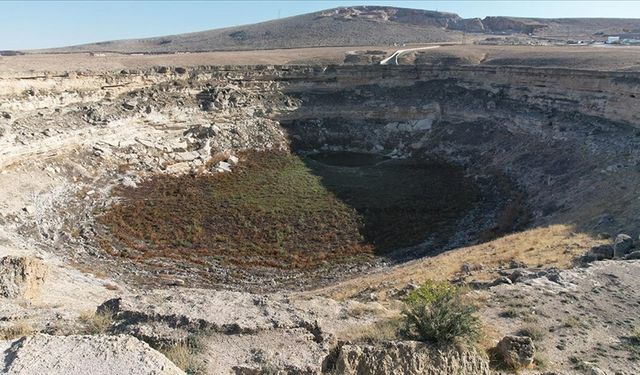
xmin=2 ymin=44 xmax=640 ymax=77
xmin=0 ymin=46 xmax=399 ymax=76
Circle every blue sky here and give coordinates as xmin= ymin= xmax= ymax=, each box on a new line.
xmin=1 ymin=1 xmax=639 ymax=50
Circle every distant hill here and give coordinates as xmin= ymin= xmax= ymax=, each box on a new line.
xmin=33 ymin=6 xmax=640 ymax=54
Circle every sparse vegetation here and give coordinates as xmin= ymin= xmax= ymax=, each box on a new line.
xmin=98 ymin=150 xmax=479 ymax=270
xmin=160 ymin=336 xmax=205 ymax=375
xmin=517 ymin=325 xmax=546 ymax=342
xmin=0 ymin=320 xmax=33 ymax=340
xmin=338 ymin=318 xmax=403 ymax=343
xmin=534 ymin=354 xmax=550 ymax=370
xmin=401 ymin=280 xmax=481 ymax=344
xmin=98 ymin=151 xmax=374 ymax=269
xmin=77 ymin=309 xmax=113 ymax=335
xmin=500 ymin=308 xmax=520 ymax=318
xmin=630 ymin=327 xmax=640 ymax=345
xmin=563 ymin=315 xmax=586 ymax=329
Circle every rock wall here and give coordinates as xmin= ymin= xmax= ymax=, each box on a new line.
xmin=333 ymin=341 xmax=491 ymax=375
xmin=2 ymin=63 xmax=638 ymax=260
xmin=0 ymin=256 xmax=47 ymax=299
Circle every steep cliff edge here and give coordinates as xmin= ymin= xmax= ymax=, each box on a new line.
xmin=1 ymin=63 xmax=639 ymax=373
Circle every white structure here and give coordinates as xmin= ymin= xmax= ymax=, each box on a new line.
xmin=607 ymin=36 xmax=620 ymax=44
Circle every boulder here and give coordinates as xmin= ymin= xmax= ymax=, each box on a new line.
xmin=625 ymin=251 xmax=640 ymax=260
xmin=508 ymin=269 xmax=535 ymax=283
xmin=583 ymin=244 xmax=614 ymax=262
xmin=227 ymin=155 xmax=239 ymax=165
xmin=164 ymin=162 xmax=191 ymax=175
xmin=496 ymin=335 xmax=535 ymax=369
xmin=172 ymin=151 xmax=200 ymax=162
xmin=215 ymin=161 xmax=232 ymax=173
xmin=121 ymin=176 xmax=138 ymax=189
xmin=508 ymin=259 xmax=527 ymax=269
xmin=122 ymin=100 xmax=137 ymax=110
xmin=0 ymin=334 xmax=184 ymax=375
xmin=334 ymin=340 xmax=491 ymax=375
xmin=490 ymin=276 xmax=512 ymax=287
xmin=614 ymin=234 xmax=634 ymax=257
xmin=0 ymin=256 xmax=47 ymax=299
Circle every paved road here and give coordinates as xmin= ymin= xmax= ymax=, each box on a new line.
xmin=379 ymin=46 xmax=440 ymax=65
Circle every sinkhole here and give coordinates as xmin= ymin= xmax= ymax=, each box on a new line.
xmin=96 ymin=149 xmax=523 ymax=279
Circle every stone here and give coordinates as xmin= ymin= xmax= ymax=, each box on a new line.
xmin=164 ymin=162 xmax=191 ymax=174
xmin=0 ymin=334 xmax=184 ymax=375
xmin=122 ymin=100 xmax=137 ymax=110
xmin=490 ymin=276 xmax=512 ymax=287
xmin=581 ymin=362 xmax=606 ymax=375
xmin=461 ymin=262 xmax=483 ymax=273
xmin=173 ymin=151 xmax=200 ymax=162
xmin=614 ymin=234 xmax=634 ymax=257
xmin=227 ymin=155 xmax=239 ymax=165
xmin=215 ymin=161 xmax=232 ymax=173
xmin=496 ymin=335 xmax=535 ymax=369
xmin=625 ymin=250 xmax=640 ymax=260
xmin=508 ymin=269 xmax=535 ymax=283
xmin=508 ymin=259 xmax=527 ymax=269
xmin=334 ymin=341 xmax=491 ymax=375
xmin=174 ymin=67 xmax=187 ymax=74
xmin=583 ymin=244 xmax=614 ymax=261
xmin=121 ymin=176 xmax=137 ymax=189
xmin=546 ymin=270 xmax=563 ymax=284
xmin=0 ymin=256 xmax=48 ymax=299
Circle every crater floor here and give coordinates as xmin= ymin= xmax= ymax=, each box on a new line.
xmin=97 ymin=150 xmax=488 ymax=288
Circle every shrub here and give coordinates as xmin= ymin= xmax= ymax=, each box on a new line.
xmin=402 ymin=280 xmax=481 ymax=344
xmin=77 ymin=309 xmax=113 ymax=335
xmin=160 ymin=336 xmax=205 ymax=374
xmin=517 ymin=324 xmax=546 ymax=342
xmin=0 ymin=320 xmax=33 ymax=340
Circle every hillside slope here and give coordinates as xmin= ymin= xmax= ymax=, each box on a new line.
xmin=33 ymin=6 xmax=640 ymax=54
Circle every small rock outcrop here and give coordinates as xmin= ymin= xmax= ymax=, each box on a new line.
xmin=613 ymin=234 xmax=634 ymax=258
xmin=333 ymin=341 xmax=491 ymax=375
xmin=0 ymin=256 xmax=47 ymax=299
xmin=496 ymin=335 xmax=535 ymax=369
xmin=0 ymin=334 xmax=184 ymax=375
xmin=583 ymin=244 xmax=614 ymax=262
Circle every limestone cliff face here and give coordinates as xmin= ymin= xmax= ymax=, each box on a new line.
xmin=2 ymin=64 xmax=639 ymax=235
xmin=335 ymin=341 xmax=491 ymax=375
xmin=272 ymin=65 xmax=640 ymax=234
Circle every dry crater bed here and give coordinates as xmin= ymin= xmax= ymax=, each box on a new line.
xmin=0 ymin=56 xmax=639 ymax=374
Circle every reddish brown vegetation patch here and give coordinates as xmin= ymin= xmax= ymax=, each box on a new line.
xmin=96 ymin=150 xmax=483 ymax=272
xmin=97 ymin=151 xmax=374 ymax=269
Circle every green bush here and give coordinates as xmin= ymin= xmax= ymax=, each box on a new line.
xmin=402 ymin=280 xmax=481 ymax=344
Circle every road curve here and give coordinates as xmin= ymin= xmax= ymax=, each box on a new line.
xmin=379 ymin=46 xmax=440 ymax=65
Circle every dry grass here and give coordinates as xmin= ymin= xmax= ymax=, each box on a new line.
xmin=346 ymin=303 xmax=387 ymax=318
xmin=0 ymin=320 xmax=33 ymax=340
xmin=337 ymin=318 xmax=404 ymax=343
xmin=77 ymin=309 xmax=113 ymax=335
xmin=517 ymin=324 xmax=546 ymax=342
xmin=160 ymin=337 xmax=205 ymax=374
xmin=315 ymin=224 xmax=605 ymax=300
